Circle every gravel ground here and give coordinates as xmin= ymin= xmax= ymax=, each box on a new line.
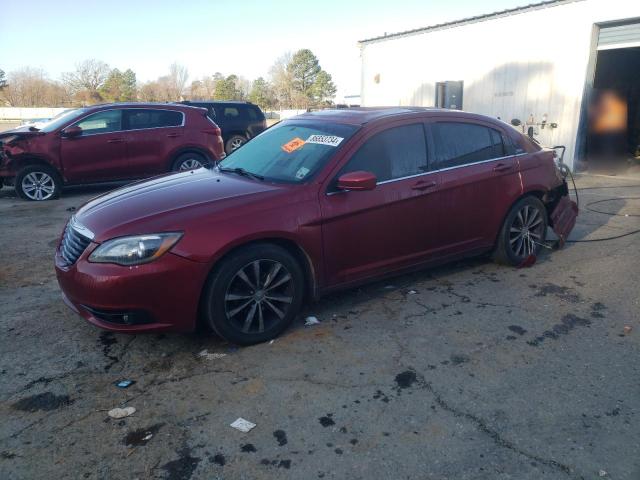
xmin=0 ymin=174 xmax=639 ymax=480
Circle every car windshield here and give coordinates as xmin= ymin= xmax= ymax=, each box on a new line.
xmin=38 ymin=108 xmax=88 ymax=133
xmin=218 ymin=121 xmax=358 ymax=183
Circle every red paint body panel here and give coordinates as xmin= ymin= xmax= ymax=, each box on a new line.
xmin=551 ymin=196 xmax=579 ymax=247
xmin=0 ymin=103 xmax=224 ymax=184
xmin=53 ymin=108 xmax=577 ymax=333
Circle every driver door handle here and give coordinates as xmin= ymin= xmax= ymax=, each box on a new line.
xmin=411 ymin=180 xmax=437 ymax=191
xmin=167 ymin=133 xmax=182 ymax=138
xmin=107 ymin=138 xmax=125 ymax=144
xmin=493 ymin=162 xmax=513 ymax=172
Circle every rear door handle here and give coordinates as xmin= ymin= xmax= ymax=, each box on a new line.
xmin=107 ymin=138 xmax=125 ymax=144
xmin=493 ymin=162 xmax=513 ymax=172
xmin=411 ymin=180 xmax=437 ymax=191
xmin=167 ymin=133 xmax=182 ymax=138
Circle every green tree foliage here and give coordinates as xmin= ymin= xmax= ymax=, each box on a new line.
xmin=311 ymin=70 xmax=337 ymax=106
xmin=0 ymin=69 xmax=7 ymax=89
xmin=248 ymin=77 xmax=275 ymax=110
xmin=100 ymin=68 xmax=137 ymax=102
xmin=288 ymin=49 xmax=321 ymax=99
xmin=213 ymin=74 xmax=242 ymax=100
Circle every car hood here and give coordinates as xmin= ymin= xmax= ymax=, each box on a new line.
xmin=75 ymin=169 xmax=288 ymax=242
xmin=0 ymin=126 xmax=45 ymax=142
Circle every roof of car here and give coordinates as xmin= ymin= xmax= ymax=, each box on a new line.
xmin=88 ymin=102 xmax=198 ymax=110
xmin=293 ymin=107 xmax=498 ymax=126
xmin=182 ymin=100 xmax=256 ymax=106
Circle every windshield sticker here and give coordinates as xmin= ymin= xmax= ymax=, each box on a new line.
xmin=295 ymin=167 xmax=310 ymax=179
xmin=282 ymin=137 xmax=305 ymax=153
xmin=306 ymin=134 xmax=344 ymax=147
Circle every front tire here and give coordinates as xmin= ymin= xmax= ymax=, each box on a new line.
xmin=494 ymin=196 xmax=548 ymax=266
xmin=202 ymin=244 xmax=305 ymax=345
xmin=173 ymin=152 xmax=206 ymax=171
xmin=15 ymin=165 xmax=62 ymax=201
xmin=225 ymin=135 xmax=247 ymax=154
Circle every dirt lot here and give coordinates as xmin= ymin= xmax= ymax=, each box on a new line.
xmin=1 ymin=175 xmax=639 ymax=480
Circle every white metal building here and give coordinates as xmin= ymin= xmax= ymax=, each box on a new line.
xmin=359 ymin=0 xmax=640 ymax=170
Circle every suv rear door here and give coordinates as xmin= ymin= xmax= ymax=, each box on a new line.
xmin=425 ymin=119 xmax=521 ymax=255
xmin=123 ymin=108 xmax=185 ymax=176
xmin=60 ymin=109 xmax=129 ymax=182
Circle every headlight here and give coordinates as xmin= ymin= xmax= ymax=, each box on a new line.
xmin=88 ymin=232 xmax=183 ymax=266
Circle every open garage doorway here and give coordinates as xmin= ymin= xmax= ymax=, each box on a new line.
xmin=585 ymin=43 xmax=640 ymax=175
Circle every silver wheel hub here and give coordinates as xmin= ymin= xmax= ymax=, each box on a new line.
xmin=179 ymin=158 xmax=203 ymax=171
xmin=22 ymin=172 xmax=55 ymax=200
xmin=509 ymin=204 xmax=544 ymax=258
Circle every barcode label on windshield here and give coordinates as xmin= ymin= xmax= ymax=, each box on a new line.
xmin=306 ymin=135 xmax=344 ymax=147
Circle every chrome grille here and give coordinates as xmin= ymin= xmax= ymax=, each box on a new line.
xmin=60 ymin=222 xmax=92 ymax=266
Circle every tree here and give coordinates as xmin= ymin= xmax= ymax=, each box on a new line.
xmin=100 ymin=68 xmax=137 ymax=102
xmin=287 ymin=49 xmax=321 ymax=106
xmin=269 ymin=53 xmax=294 ymax=109
xmin=168 ymin=62 xmax=189 ymax=100
xmin=0 ymin=69 xmax=6 ymax=90
xmin=0 ymin=67 xmax=70 ymax=107
xmin=248 ymin=77 xmax=275 ymax=110
xmin=311 ymin=70 xmax=336 ymax=106
xmin=213 ymin=74 xmax=242 ymax=100
xmin=62 ymin=59 xmax=110 ymax=102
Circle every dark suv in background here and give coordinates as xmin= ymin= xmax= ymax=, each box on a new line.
xmin=0 ymin=103 xmax=225 ymax=201
xmin=180 ymin=101 xmax=267 ymax=154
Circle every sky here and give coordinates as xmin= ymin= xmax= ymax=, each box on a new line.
xmin=0 ymin=0 xmax=529 ymax=100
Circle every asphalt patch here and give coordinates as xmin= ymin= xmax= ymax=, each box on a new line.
xmin=12 ymin=392 xmax=73 ymax=412
xmin=395 ymin=370 xmax=417 ymax=388
xmin=319 ymin=415 xmax=335 ymax=427
xmin=527 ymin=314 xmax=591 ymax=347
xmin=273 ymin=429 xmax=288 ymax=446
xmin=241 ymin=443 xmax=257 ymax=453
xmin=162 ymin=448 xmax=201 ymax=480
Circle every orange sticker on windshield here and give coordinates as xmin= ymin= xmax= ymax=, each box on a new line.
xmin=281 ymin=137 xmax=305 ymax=153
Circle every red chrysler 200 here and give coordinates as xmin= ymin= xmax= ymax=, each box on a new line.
xmin=0 ymin=103 xmax=225 ymax=200
xmin=55 ymin=108 xmax=578 ymax=345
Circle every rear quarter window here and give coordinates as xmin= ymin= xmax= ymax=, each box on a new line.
xmin=431 ymin=122 xmax=505 ymax=169
xmin=125 ymin=109 xmax=183 ymax=129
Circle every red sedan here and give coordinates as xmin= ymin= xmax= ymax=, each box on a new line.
xmin=55 ymin=108 xmax=577 ymax=345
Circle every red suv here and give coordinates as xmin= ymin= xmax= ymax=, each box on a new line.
xmin=0 ymin=103 xmax=225 ymax=200
xmin=55 ymin=108 xmax=578 ymax=345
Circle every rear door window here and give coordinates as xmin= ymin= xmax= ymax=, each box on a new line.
xmin=74 ymin=110 xmax=122 ymax=136
xmin=336 ymin=123 xmax=428 ymax=184
xmin=431 ymin=122 xmax=505 ymax=169
xmin=124 ymin=109 xmax=183 ymax=130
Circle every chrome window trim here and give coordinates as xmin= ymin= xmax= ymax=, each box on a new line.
xmin=325 ymin=153 xmax=527 ymax=196
xmin=69 ymin=215 xmax=95 ymax=240
xmin=65 ymin=108 xmax=186 ymax=138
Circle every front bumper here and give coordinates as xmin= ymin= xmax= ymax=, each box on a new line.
xmin=55 ymin=246 xmax=210 ymax=333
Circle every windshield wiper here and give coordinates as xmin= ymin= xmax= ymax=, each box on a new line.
xmin=218 ymin=166 xmax=265 ymax=181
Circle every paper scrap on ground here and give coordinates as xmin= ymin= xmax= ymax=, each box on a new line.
xmin=230 ymin=418 xmax=256 ymax=433
xmin=108 ymin=407 xmax=136 ymax=419
xmin=306 ymin=134 xmax=344 ymax=147
xmin=198 ymin=349 xmax=227 ymax=360
xmin=305 ymin=316 xmax=320 ymax=326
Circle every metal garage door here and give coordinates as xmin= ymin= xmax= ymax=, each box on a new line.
xmin=598 ymin=23 xmax=640 ymax=50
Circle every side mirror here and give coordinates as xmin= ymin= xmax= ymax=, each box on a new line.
xmin=62 ymin=126 xmax=82 ymax=138
xmin=511 ymin=118 xmax=522 ymax=127
xmin=336 ymin=171 xmax=377 ymax=191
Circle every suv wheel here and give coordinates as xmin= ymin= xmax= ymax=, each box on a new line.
xmin=15 ymin=165 xmax=62 ymax=201
xmin=173 ymin=152 xmax=206 ymax=171
xmin=494 ymin=196 xmax=548 ymax=266
xmin=225 ymin=135 xmax=246 ymax=154
xmin=202 ymin=244 xmax=305 ymax=345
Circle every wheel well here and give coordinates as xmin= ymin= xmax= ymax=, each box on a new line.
xmin=196 ymin=238 xmax=317 ymax=329
xmin=492 ymin=190 xmax=547 ymax=248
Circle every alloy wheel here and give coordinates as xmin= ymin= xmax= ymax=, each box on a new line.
xmin=21 ymin=172 xmax=55 ymax=200
xmin=230 ymin=138 xmax=245 ymax=150
xmin=509 ymin=204 xmax=544 ymax=257
xmin=224 ymin=259 xmax=294 ymax=334
xmin=179 ymin=158 xmax=203 ymax=170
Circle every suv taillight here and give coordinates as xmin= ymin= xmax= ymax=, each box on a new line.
xmin=203 ymin=127 xmax=222 ymax=136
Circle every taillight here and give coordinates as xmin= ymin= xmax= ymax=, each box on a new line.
xmin=202 ymin=127 xmax=221 ymax=136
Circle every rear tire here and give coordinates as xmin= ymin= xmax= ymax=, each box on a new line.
xmin=493 ymin=196 xmax=548 ymax=266
xmin=15 ymin=165 xmax=62 ymax=201
xmin=202 ymin=244 xmax=304 ymax=345
xmin=225 ymin=135 xmax=247 ymax=154
xmin=172 ymin=152 xmax=206 ymax=171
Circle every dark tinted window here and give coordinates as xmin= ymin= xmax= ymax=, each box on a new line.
xmin=338 ymin=124 xmax=428 ymax=184
xmin=431 ymin=122 xmax=505 ymax=169
xmin=124 ymin=109 xmax=183 ymax=130
xmin=74 ymin=110 xmax=122 ymax=135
